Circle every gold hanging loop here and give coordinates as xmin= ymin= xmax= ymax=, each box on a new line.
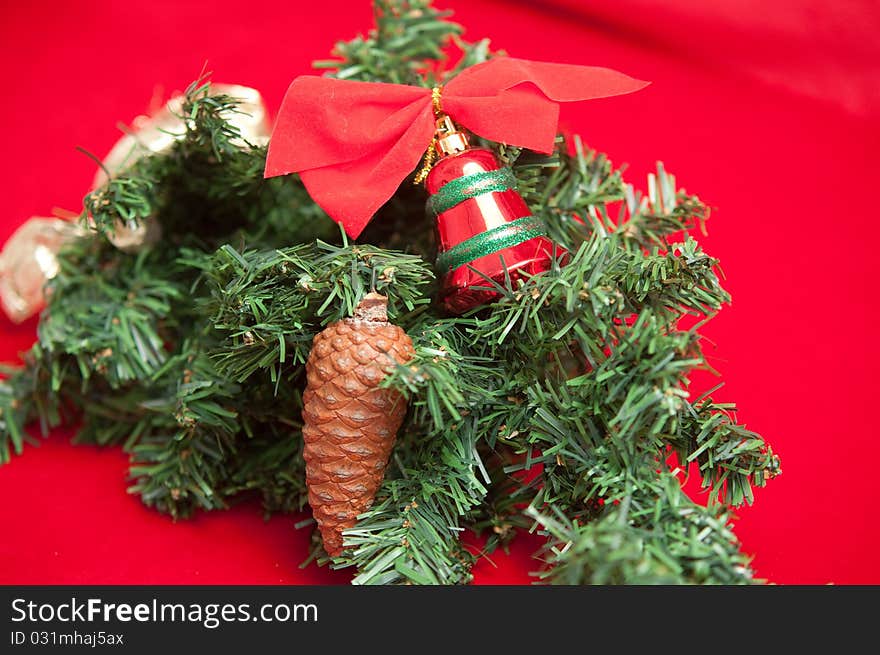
xmin=413 ymin=86 xmax=445 ymax=185
xmin=431 ymin=85 xmax=443 ymax=116
xmin=413 ymin=138 xmax=438 ymax=185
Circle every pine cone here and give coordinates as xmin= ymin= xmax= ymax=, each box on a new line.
xmin=302 ymin=293 xmax=414 ymax=557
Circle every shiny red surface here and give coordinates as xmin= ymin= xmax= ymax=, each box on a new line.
xmin=427 ymin=147 xmax=554 ymax=313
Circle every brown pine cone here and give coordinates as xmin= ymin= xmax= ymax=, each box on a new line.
xmin=301 ymin=293 xmax=414 ymax=557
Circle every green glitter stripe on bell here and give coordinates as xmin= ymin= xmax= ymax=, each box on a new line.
xmin=435 ymin=216 xmax=549 ymax=274
xmin=427 ymin=168 xmax=518 ymax=216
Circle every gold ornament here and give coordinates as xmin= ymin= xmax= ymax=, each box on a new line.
xmin=101 ymin=216 xmax=162 ymax=254
xmin=92 ymin=84 xmax=271 ymax=252
xmin=0 ymin=218 xmax=82 ymax=323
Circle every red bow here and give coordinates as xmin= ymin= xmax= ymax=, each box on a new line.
xmin=264 ymin=57 xmax=648 ymax=238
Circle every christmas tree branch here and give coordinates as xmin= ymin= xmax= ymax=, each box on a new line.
xmin=527 ymin=470 xmax=756 ymax=585
xmin=197 ymin=240 xmax=435 ymax=384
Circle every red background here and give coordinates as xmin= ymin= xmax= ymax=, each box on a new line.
xmin=1 ymin=0 xmax=878 ymax=585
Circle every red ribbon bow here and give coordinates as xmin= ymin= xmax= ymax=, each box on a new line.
xmin=264 ymin=57 xmax=648 ymax=238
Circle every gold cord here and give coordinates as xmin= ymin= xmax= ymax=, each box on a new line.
xmin=431 ymin=85 xmax=443 ymax=116
xmin=413 ymin=137 xmax=438 ymax=184
xmin=413 ymin=86 xmax=445 ymax=185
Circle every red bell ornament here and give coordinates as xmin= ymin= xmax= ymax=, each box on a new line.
xmin=264 ymin=57 xmax=648 ymax=310
xmin=425 ymin=116 xmax=556 ymax=313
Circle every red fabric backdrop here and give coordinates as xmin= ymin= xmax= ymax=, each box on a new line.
xmin=1 ymin=0 xmax=878 ymax=585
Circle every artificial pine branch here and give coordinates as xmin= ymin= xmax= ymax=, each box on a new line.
xmin=314 ymin=0 xmax=464 ymax=85
xmin=527 ymin=473 xmax=756 ymax=585
xmin=0 ymin=0 xmax=778 ymax=584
